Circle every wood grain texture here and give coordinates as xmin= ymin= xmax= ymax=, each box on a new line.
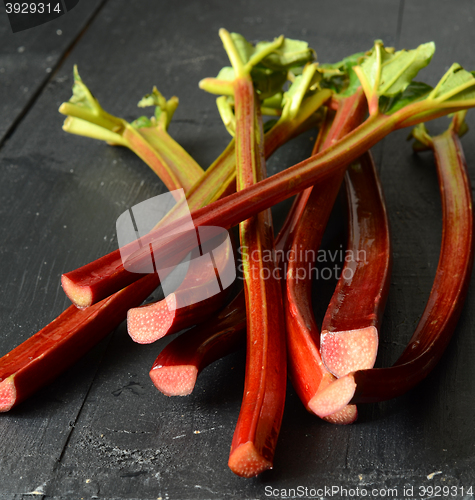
xmin=1 ymin=0 xmax=475 ymax=497
xmin=0 ymin=0 xmax=107 ymax=144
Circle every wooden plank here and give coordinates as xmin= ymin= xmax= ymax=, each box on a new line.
xmin=0 ymin=0 xmax=106 ymax=144
xmin=361 ymin=0 xmax=475 ymax=480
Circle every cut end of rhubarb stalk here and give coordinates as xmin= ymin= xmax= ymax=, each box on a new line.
xmin=61 ymin=274 xmax=93 ymax=309
xmin=308 ymin=374 xmax=356 ymax=418
xmin=321 ymin=326 xmax=378 ymax=378
xmin=127 ymin=294 xmax=176 ymax=344
xmin=228 ymin=441 xmax=272 ymax=478
xmin=322 ymin=404 xmax=358 ymax=425
xmin=0 ymin=377 xmax=17 ymax=413
xmin=149 ymin=365 xmax=198 ymax=396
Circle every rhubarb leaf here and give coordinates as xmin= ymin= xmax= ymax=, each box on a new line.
xmin=70 ymin=65 xmax=99 ymax=112
xmin=250 ymin=67 xmax=288 ymax=100
xmin=355 ymin=41 xmax=434 ymax=102
xmin=377 ymin=42 xmax=434 ymax=96
xmin=282 ymin=66 xmax=320 ymax=111
xmin=228 ymin=32 xmax=314 ymax=71
xmin=256 ymin=38 xmax=315 ymax=70
xmin=430 ymin=64 xmax=475 ymax=102
xmin=230 ymin=32 xmax=255 ymax=65
xmin=320 ymin=51 xmax=366 ymax=96
xmin=136 ymin=87 xmax=179 ymax=129
xmin=216 ymin=66 xmax=236 ymax=81
xmin=132 ymin=116 xmax=153 ymax=129
xmin=381 ymin=81 xmax=433 ymax=114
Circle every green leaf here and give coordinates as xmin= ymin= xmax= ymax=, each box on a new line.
xmin=431 ymin=64 xmax=475 ymax=102
xmin=320 ymin=51 xmax=366 ymax=96
xmin=137 ymin=87 xmax=166 ymax=109
xmin=255 ymin=38 xmax=315 ymax=70
xmin=131 ymin=116 xmax=153 ymax=129
xmin=382 ymin=81 xmax=433 ymax=114
xmin=136 ymin=87 xmax=178 ymax=129
xmin=225 ymin=33 xmax=314 ymax=71
xmin=379 ymin=42 xmax=434 ymax=96
xmin=230 ymin=32 xmax=254 ymax=64
xmin=250 ymin=67 xmax=287 ymax=100
xmin=216 ymin=66 xmax=236 ymax=81
xmin=70 ymin=66 xmax=99 ymax=112
xmin=359 ymin=41 xmax=435 ymax=97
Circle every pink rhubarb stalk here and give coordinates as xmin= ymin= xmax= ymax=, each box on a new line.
xmin=320 ymin=151 xmax=391 ymax=378
xmin=127 ymin=230 xmax=234 ymax=344
xmin=149 ymin=292 xmax=246 ymax=396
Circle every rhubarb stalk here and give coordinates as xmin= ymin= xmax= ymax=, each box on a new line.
xmin=320 ymin=151 xmax=391 ymax=378
xmin=215 ymin=29 xmax=287 ymax=478
xmin=60 ymin=70 xmax=203 ymax=194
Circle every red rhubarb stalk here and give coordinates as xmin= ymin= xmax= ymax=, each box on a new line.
xmin=285 ymin=89 xmax=367 ymax=423
xmin=149 ymin=292 xmax=246 ymax=396
xmin=217 ymin=30 xmax=287 ymax=477
xmin=0 ymin=273 xmax=159 ymax=412
xmin=309 ymin=113 xmax=474 ymax=414
xmin=320 ymin=151 xmax=391 ymax=378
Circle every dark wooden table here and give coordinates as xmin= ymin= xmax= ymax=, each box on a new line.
xmin=1 ymin=1 xmax=475 ymax=498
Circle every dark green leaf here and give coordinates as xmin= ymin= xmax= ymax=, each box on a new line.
xmin=382 ymin=81 xmax=433 ymax=114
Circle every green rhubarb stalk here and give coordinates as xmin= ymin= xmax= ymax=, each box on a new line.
xmin=59 ymin=67 xmax=203 ymax=194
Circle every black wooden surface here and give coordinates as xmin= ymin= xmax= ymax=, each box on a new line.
xmin=1 ymin=1 xmax=475 ymax=498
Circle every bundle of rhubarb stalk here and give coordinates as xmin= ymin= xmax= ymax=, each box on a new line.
xmin=1 ymin=30 xmax=475 ymax=478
